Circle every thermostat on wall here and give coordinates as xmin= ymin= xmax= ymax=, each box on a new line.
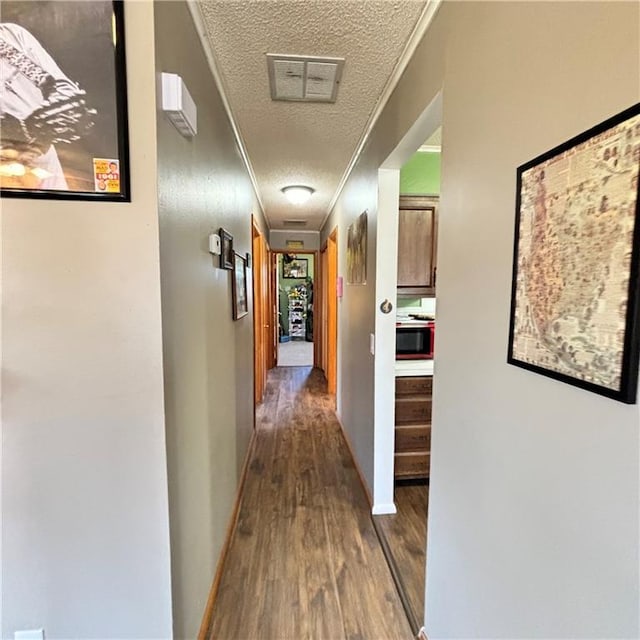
xmin=209 ymin=233 xmax=221 ymax=255
xmin=161 ymin=72 xmax=197 ymax=137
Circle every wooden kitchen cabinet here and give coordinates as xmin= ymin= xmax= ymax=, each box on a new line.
xmin=394 ymin=375 xmax=432 ymax=480
xmin=397 ymin=196 xmax=438 ymax=296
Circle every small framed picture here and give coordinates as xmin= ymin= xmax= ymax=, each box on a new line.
xmin=232 ymin=252 xmax=248 ymax=320
xmin=283 ymin=256 xmax=308 ymax=279
xmin=219 ymin=228 xmax=233 ymax=270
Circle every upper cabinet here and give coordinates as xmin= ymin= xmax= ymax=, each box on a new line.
xmin=397 ymin=195 xmax=438 ymax=296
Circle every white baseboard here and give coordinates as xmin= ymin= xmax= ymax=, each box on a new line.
xmin=372 ymin=502 xmax=397 ymax=515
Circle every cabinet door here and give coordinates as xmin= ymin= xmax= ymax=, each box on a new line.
xmin=398 ymin=196 xmax=438 ymax=295
xmin=397 ymin=201 xmax=437 ymax=292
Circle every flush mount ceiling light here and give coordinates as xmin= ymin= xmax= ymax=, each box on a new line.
xmin=281 ymin=185 xmax=315 ymax=205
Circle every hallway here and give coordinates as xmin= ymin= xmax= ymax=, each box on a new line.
xmin=208 ymin=367 xmax=413 ymax=639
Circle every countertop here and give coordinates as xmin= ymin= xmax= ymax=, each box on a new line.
xmin=395 ymin=358 xmax=434 ymax=377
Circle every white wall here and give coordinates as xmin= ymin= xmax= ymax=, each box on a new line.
xmin=322 ymin=158 xmax=380 ymax=489
xmin=154 ymin=2 xmax=265 ymax=636
xmin=372 ymin=169 xmax=400 ymax=514
xmin=323 ymin=2 xmax=640 ymax=637
xmin=1 ymin=2 xmax=173 ymax=637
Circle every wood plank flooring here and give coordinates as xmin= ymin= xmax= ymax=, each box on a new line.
xmin=208 ymin=367 xmax=413 ymax=640
xmin=373 ymin=483 xmax=429 ymax=633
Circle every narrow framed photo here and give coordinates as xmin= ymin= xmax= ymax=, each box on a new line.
xmin=508 ymin=103 xmax=640 ymax=403
xmin=0 ymin=0 xmax=130 ymax=201
xmin=219 ymin=228 xmax=233 ymax=270
xmin=232 ymin=251 xmax=248 ymax=320
xmin=346 ymin=210 xmax=367 ymax=284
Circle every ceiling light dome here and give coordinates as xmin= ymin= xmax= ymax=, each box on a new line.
xmin=282 ymin=185 xmax=314 ymax=205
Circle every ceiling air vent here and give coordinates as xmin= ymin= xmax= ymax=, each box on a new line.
xmin=267 ymin=54 xmax=345 ymax=103
xmin=283 ymin=219 xmax=308 ymax=227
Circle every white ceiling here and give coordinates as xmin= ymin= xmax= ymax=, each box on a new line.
xmin=196 ymin=0 xmax=429 ymax=231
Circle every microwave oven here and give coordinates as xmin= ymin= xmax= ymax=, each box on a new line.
xmin=396 ymin=322 xmax=435 ymax=359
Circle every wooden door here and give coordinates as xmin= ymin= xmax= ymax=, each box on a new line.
xmin=269 ymin=252 xmax=278 ymax=368
xmin=326 ymin=228 xmax=338 ymax=396
xmin=318 ymin=245 xmax=327 ymax=373
xmin=252 ymin=219 xmax=273 ymax=406
xmin=314 ymin=251 xmax=323 ymax=369
xmin=397 ymin=196 xmax=438 ymax=295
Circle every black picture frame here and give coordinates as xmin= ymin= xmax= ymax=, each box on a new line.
xmin=232 ymin=252 xmax=248 ymax=320
xmin=219 ymin=228 xmax=233 ymax=270
xmin=283 ymin=257 xmax=308 ymax=279
xmin=0 ymin=0 xmax=130 ymax=202
xmin=508 ymin=103 xmax=640 ymax=403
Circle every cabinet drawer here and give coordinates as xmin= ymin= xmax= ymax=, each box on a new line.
xmin=395 ymin=376 xmax=432 ymax=396
xmin=395 ymin=396 xmax=432 ymax=424
xmin=394 ymin=452 xmax=430 ymax=479
xmin=395 ymin=424 xmax=431 ymax=453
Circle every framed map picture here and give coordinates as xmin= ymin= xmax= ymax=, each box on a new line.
xmin=508 ymin=103 xmax=640 ymax=403
xmin=0 ymin=1 xmax=130 ymax=201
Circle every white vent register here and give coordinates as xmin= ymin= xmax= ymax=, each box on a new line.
xmin=267 ymin=54 xmax=345 ymax=103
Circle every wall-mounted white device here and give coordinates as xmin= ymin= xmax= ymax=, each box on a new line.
xmin=209 ymin=233 xmax=221 ymax=256
xmin=15 ymin=630 xmax=45 ymax=640
xmin=161 ymin=72 xmax=197 ymax=137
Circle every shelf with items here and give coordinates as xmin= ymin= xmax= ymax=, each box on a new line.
xmin=288 ymin=286 xmax=307 ymax=340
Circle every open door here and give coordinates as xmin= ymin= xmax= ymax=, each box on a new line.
xmin=326 ymin=228 xmax=338 ymax=395
xmin=252 ymin=218 xmax=274 ymax=406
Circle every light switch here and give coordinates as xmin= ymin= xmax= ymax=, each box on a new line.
xmin=370 ymin=333 xmax=375 ymax=355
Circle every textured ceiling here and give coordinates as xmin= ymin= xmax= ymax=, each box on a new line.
xmin=197 ymin=0 xmax=427 ymax=231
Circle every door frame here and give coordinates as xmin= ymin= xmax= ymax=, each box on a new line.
xmin=252 ymin=217 xmax=273 ymax=408
xmin=272 ymin=250 xmax=319 ymax=368
xmin=372 ymin=91 xmax=443 ymax=513
xmin=322 ymin=228 xmax=338 ymax=396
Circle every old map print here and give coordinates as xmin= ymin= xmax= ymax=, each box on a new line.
xmin=511 ymin=110 xmax=640 ymax=393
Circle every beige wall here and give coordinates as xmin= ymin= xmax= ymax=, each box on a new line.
xmin=1 ymin=2 xmax=172 ymax=637
xmin=154 ymin=3 xmax=265 ymax=637
xmin=323 ymin=1 xmax=640 ymax=636
xmin=269 ymin=229 xmax=320 ymax=251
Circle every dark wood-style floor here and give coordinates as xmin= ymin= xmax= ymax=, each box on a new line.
xmin=374 ymin=483 xmax=428 ymax=632
xmin=208 ymin=367 xmax=413 ymax=640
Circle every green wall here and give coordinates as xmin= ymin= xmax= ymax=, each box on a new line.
xmin=278 ymin=253 xmax=314 ymax=337
xmin=399 ymin=151 xmax=441 ymax=194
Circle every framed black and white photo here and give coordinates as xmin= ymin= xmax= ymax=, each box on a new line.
xmin=232 ymin=252 xmax=248 ymax=320
xmin=508 ymin=103 xmax=640 ymax=403
xmin=0 ymin=0 xmax=130 ymax=201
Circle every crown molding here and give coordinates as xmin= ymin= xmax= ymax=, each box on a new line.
xmin=186 ymin=1 xmax=270 ymax=227
xmin=321 ymin=0 xmax=444 ymax=230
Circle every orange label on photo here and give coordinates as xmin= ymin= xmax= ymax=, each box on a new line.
xmin=93 ymin=158 xmax=121 ymax=193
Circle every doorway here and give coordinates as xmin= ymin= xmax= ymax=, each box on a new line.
xmin=252 ymin=218 xmax=274 ymax=405
xmin=319 ymin=228 xmax=338 ymax=395
xmin=372 ymin=93 xmax=442 ymax=634
xmin=275 ymin=252 xmax=316 ymax=367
